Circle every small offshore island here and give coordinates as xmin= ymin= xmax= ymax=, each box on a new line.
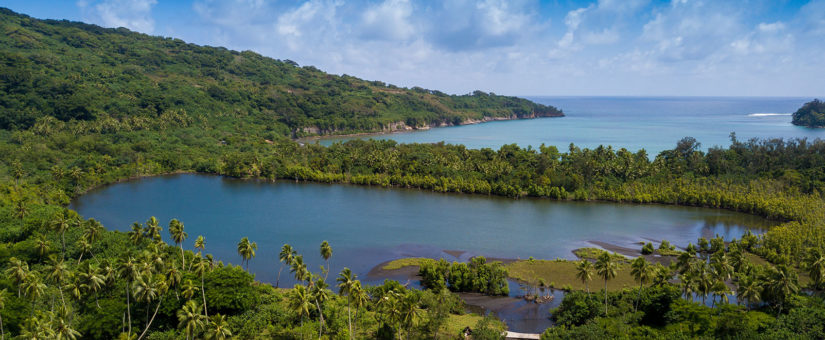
xmin=792 ymin=99 xmax=825 ymax=128
xmin=1 ymin=6 xmax=825 ymax=340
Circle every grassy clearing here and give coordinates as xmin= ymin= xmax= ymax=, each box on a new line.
xmin=505 ymin=259 xmax=639 ymax=292
xmin=445 ymin=313 xmax=499 ymax=336
xmin=382 ymin=257 xmax=428 ymax=270
xmin=572 ymin=247 xmax=629 ymax=263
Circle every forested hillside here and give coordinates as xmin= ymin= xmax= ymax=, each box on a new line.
xmin=0 ymin=8 xmax=561 ymax=136
xmin=792 ymin=99 xmax=825 ymax=128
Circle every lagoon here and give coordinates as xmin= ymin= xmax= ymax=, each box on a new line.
xmin=71 ymin=174 xmax=774 ymax=287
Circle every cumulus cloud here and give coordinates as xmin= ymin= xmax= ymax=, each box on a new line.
xmin=359 ymin=0 xmax=415 ymax=41
xmin=78 ymin=0 xmax=158 ymax=33
xmin=78 ymin=0 xmax=824 ymax=96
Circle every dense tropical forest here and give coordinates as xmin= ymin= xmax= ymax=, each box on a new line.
xmin=792 ymin=99 xmax=825 ymax=128
xmin=1 ymin=6 xmax=825 ymax=340
xmin=0 ymin=8 xmax=561 ymax=136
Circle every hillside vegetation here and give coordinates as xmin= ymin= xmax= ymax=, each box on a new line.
xmin=792 ymin=99 xmax=825 ymax=128
xmin=0 ymin=8 xmax=561 ymax=136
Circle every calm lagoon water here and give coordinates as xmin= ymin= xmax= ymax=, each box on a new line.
xmin=71 ymin=174 xmax=773 ymax=288
xmin=314 ymin=96 xmax=824 ymax=155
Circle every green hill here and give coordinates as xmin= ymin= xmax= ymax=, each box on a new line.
xmin=0 ymin=7 xmax=561 ymax=135
xmin=792 ymin=99 xmax=825 ymax=128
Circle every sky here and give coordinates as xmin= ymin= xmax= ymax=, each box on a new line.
xmin=2 ymin=0 xmax=824 ymax=97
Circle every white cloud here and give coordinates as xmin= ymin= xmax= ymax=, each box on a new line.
xmin=170 ymin=0 xmax=824 ymax=96
xmin=360 ymin=0 xmax=415 ymax=41
xmin=78 ymin=0 xmax=158 ymax=33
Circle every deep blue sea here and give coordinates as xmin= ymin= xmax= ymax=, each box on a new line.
xmin=315 ymin=96 xmax=824 ymax=156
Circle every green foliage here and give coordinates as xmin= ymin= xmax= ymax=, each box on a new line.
xmin=203 ymin=265 xmax=257 ymax=314
xmin=469 ymin=314 xmax=505 ymax=340
xmin=792 ymin=99 xmax=825 ymax=128
xmin=551 ymin=290 xmax=601 ymax=327
xmin=641 ymin=242 xmax=654 ymax=255
xmin=419 ymin=257 xmax=509 ymax=296
xmin=0 ymin=8 xmax=560 ymax=134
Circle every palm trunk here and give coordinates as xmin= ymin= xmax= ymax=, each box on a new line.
xmin=61 ymin=232 xmax=66 ymax=260
xmin=347 ymin=298 xmax=352 ymax=340
xmin=126 ymin=285 xmax=132 ymax=336
xmin=604 ymin=279 xmax=608 ymax=315
xmin=77 ymin=252 xmax=84 ymax=265
xmin=180 ymin=245 xmax=185 ymax=270
xmin=315 ymin=299 xmax=325 ymax=339
xmin=201 ymin=274 xmax=208 ymax=318
xmin=277 ymin=265 xmax=283 ymax=288
xmin=1 ymin=311 xmax=4 ymax=340
xmin=58 ymin=284 xmax=65 ymax=307
xmin=137 ymin=295 xmax=164 ymax=340
xmin=635 ymin=284 xmax=642 ymax=313
xmin=353 ymin=309 xmax=359 ymax=337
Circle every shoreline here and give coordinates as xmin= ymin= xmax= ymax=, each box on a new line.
xmin=294 ymin=113 xmax=564 ymax=144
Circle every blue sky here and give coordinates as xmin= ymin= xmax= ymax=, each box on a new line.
xmin=2 ymin=0 xmax=824 ymax=97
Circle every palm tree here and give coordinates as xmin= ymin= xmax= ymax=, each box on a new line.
xmin=53 ymin=316 xmax=81 ymax=340
xmin=651 ymin=263 xmax=671 ymax=287
xmin=6 ymin=257 xmax=29 ymax=297
xmin=144 ymin=217 xmax=162 ymax=242
xmin=0 ymin=288 xmax=7 ymax=340
xmin=575 ymin=260 xmax=593 ymax=297
xmin=289 ymin=284 xmax=312 ymax=340
xmin=168 ymin=219 xmax=188 ymax=269
xmin=84 ymin=219 xmax=104 ymax=247
xmin=805 ymin=248 xmax=825 ymax=290
xmin=695 ymin=264 xmax=713 ymax=305
xmin=182 ymin=279 xmax=198 ymax=300
xmin=711 ymin=279 xmax=731 ymax=307
xmin=291 ymin=255 xmax=309 ymax=283
xmin=278 ymin=244 xmax=296 ymax=288
xmin=204 ymin=314 xmax=232 ymax=340
xmin=22 ymin=272 xmax=46 ymax=315
xmin=310 ymin=276 xmax=330 ymax=338
xmin=11 ymin=159 xmax=24 ymax=186
xmin=236 ymin=237 xmax=257 ymax=270
xmin=165 ymin=264 xmax=183 ymax=300
xmin=350 ymin=281 xmax=368 ymax=337
xmin=768 ymin=264 xmax=799 ymax=314
xmin=12 ymin=195 xmax=27 ymax=230
xmin=19 ymin=314 xmax=54 ymax=339
xmin=320 ymin=241 xmax=332 ymax=280
xmin=128 ymin=223 xmax=144 ymax=245
xmin=46 ymin=256 xmax=70 ymax=307
xmin=33 ymin=233 xmax=51 ymax=261
xmin=736 ymin=274 xmax=761 ymax=309
xmin=118 ymin=256 xmax=141 ymax=337
xmin=76 ymin=237 xmax=93 ymax=264
xmin=630 ymin=257 xmax=651 ymax=312
xmin=336 ymin=268 xmax=357 ymax=339
xmin=177 ymin=300 xmax=206 ymax=340
xmin=51 ymin=210 xmax=77 ymax=259
xmin=78 ymin=263 xmax=105 ymax=308
xmin=135 ymin=275 xmax=168 ymax=340
xmin=192 ymin=257 xmax=211 ymax=318
xmin=399 ymin=292 xmax=420 ymax=340
xmin=194 ymin=236 xmax=206 ymax=253
xmin=594 ymin=252 xmax=617 ymax=315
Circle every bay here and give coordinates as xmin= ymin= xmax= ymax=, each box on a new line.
xmin=312 ymin=96 xmax=823 ymax=156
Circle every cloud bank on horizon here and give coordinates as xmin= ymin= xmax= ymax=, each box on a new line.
xmin=7 ymin=0 xmax=825 ymax=97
